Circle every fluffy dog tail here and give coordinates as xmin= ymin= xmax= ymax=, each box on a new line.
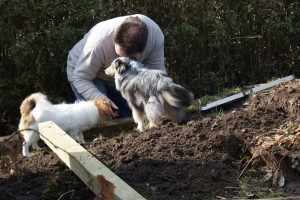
xmin=19 ymin=92 xmax=47 ymax=130
xmin=20 ymin=92 xmax=47 ymax=116
xmin=161 ymin=85 xmax=194 ymax=108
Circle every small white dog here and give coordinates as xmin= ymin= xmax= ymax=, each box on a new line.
xmin=18 ymin=92 xmax=111 ymax=157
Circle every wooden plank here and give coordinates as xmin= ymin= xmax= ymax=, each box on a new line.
xmin=201 ymin=75 xmax=295 ymax=111
xmin=97 ymin=117 xmax=134 ymax=128
xmin=38 ymin=121 xmax=145 ymax=200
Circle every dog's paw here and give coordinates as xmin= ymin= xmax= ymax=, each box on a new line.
xmin=149 ymin=121 xmax=159 ymax=129
xmin=136 ymin=125 xmax=145 ymax=132
xmin=22 ymin=147 xmax=32 ymax=157
xmin=76 ymin=137 xmax=86 ymax=144
xmin=32 ymin=143 xmax=41 ymax=150
xmin=78 ymin=140 xmax=86 ymax=144
xmin=23 ymin=152 xmax=32 ymax=157
xmin=177 ymin=114 xmax=192 ymax=125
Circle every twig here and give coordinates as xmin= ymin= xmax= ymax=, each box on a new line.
xmin=248 ymin=197 xmax=300 ymax=200
xmin=225 ymin=186 xmax=239 ymax=189
xmin=238 ymin=154 xmax=255 ymax=179
xmin=58 ymin=189 xmax=75 ymax=200
xmin=154 ymin=174 xmax=177 ymax=182
xmin=8 ymin=128 xmax=40 ymax=140
xmin=231 ymin=35 xmax=262 ymax=40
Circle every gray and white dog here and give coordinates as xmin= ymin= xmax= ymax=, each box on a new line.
xmin=105 ymin=57 xmax=194 ymax=132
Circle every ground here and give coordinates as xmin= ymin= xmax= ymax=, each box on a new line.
xmin=1 ymin=79 xmax=300 ymax=200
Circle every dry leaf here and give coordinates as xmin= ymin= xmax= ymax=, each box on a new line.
xmin=94 ymin=175 xmax=115 ymax=200
xmin=0 ymin=133 xmax=24 ymax=181
xmin=260 ymin=170 xmax=273 ymax=183
xmin=272 ymin=169 xmax=285 ymax=187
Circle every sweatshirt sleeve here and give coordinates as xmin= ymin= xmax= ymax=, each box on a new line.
xmin=72 ymin=47 xmax=108 ymax=100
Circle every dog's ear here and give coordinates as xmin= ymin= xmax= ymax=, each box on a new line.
xmin=114 ymin=58 xmax=129 ymax=74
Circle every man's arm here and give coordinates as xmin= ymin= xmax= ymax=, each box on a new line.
xmin=72 ymin=49 xmax=107 ymax=100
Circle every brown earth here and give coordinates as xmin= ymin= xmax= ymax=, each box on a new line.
xmin=1 ymin=79 xmax=300 ymax=200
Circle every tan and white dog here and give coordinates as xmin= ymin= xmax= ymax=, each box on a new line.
xmin=18 ymin=92 xmax=111 ymax=157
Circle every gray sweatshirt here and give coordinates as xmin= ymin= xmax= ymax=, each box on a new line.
xmin=66 ymin=14 xmax=165 ymax=100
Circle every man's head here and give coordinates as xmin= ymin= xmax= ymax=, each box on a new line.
xmin=113 ymin=16 xmax=148 ymax=57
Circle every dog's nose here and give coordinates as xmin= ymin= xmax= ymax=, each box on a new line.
xmin=105 ymin=66 xmax=115 ymax=76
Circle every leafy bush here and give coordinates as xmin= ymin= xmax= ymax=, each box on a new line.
xmin=0 ymin=0 xmax=299 ymax=129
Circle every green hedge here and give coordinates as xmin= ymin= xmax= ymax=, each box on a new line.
xmin=0 ymin=0 xmax=299 ymax=129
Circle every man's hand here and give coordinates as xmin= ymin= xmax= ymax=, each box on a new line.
xmin=106 ymin=99 xmax=119 ymax=118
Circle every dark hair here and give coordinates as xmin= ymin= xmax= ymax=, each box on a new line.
xmin=113 ymin=16 xmax=148 ymax=55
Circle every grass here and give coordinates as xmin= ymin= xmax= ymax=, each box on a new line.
xmin=238 ymin=177 xmax=253 ymax=199
xmin=238 ymin=173 xmax=286 ymax=199
xmin=187 ymin=86 xmax=242 ymax=113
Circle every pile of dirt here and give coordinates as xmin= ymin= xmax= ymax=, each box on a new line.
xmin=1 ymin=79 xmax=300 ymax=200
